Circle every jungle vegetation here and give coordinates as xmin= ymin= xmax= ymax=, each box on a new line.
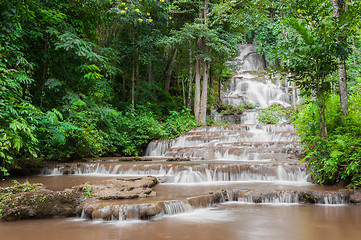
xmin=1 ymin=0 xmax=361 ymax=188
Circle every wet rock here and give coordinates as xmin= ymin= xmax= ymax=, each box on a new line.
xmin=82 ymin=201 xmax=165 ymax=220
xmin=187 ymin=191 xmax=224 ymax=208
xmin=0 ymin=187 xmax=84 ymax=221
xmin=349 ymin=191 xmax=361 ymax=204
xmin=89 ymin=176 xmax=158 ymax=200
xmin=0 ymin=176 xmax=159 ymax=221
xmin=166 ymin=157 xmax=191 ymax=162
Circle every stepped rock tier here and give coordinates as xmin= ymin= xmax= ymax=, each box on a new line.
xmin=35 ymin=115 xmax=361 ymax=222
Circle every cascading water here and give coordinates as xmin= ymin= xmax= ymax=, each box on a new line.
xmin=41 ymin=163 xmax=308 ymax=184
xmin=222 ymin=43 xmax=296 ymax=109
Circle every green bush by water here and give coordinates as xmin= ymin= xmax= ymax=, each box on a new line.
xmin=296 ymin=92 xmax=361 ymax=188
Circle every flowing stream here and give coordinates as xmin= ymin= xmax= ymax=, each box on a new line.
xmin=1 ymin=44 xmax=361 ymax=240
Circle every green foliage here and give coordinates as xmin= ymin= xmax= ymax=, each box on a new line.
xmin=163 ymin=109 xmax=198 ymax=139
xmin=0 ymin=67 xmax=40 ymax=176
xmin=296 ymin=94 xmax=361 ymax=188
xmin=80 ymin=183 xmax=92 ymax=198
xmin=257 ymin=104 xmax=286 ymax=124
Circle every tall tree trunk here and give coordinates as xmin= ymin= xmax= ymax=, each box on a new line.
xmin=136 ymin=50 xmax=140 ymax=85
xmin=194 ymin=1 xmax=206 ymax=123
xmin=131 ymin=24 xmax=135 ymax=107
xmin=122 ymin=73 xmax=126 ymax=100
xmin=182 ymin=77 xmax=186 ymax=106
xmin=218 ymin=68 xmax=223 ymax=104
xmin=316 ymin=86 xmax=328 ymax=141
xmin=200 ymin=60 xmax=209 ymax=126
xmin=187 ymin=41 xmax=194 ymax=109
xmin=148 ymin=61 xmax=153 ymax=83
xmin=331 ymin=0 xmax=349 ymax=115
xmin=338 ymin=59 xmax=348 ymax=114
xmin=164 ymin=49 xmax=178 ymax=93
xmin=194 ymin=55 xmax=201 ymax=123
xmin=200 ymin=0 xmax=209 ymax=126
xmin=40 ymin=36 xmax=49 ymax=109
xmin=148 ymin=45 xmax=153 ymax=83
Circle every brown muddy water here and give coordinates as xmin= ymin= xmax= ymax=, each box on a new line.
xmin=1 ymin=203 xmax=361 ymax=240
xmin=1 ymin=171 xmax=360 ymax=240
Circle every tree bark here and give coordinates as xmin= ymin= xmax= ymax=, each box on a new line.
xmin=131 ymin=24 xmax=135 ymax=107
xmin=199 ymin=0 xmax=209 ymax=126
xmin=200 ymin=60 xmax=209 ymax=126
xmin=194 ymin=55 xmax=201 ymax=123
xmin=187 ymin=41 xmax=194 ymax=109
xmin=164 ymin=49 xmax=178 ymax=93
xmin=136 ymin=49 xmax=140 ymax=85
xmin=218 ymin=68 xmax=223 ymax=104
xmin=331 ymin=0 xmax=349 ymax=115
xmin=148 ymin=61 xmax=153 ymax=83
xmin=194 ymin=4 xmax=204 ymax=123
xmin=148 ymin=46 xmax=153 ymax=83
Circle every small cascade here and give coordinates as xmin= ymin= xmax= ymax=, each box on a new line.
xmin=240 ymin=110 xmax=260 ymax=124
xmin=145 ymin=139 xmax=175 ymax=156
xmin=163 ymin=201 xmax=193 ymax=215
xmin=42 ymin=163 xmax=308 ymax=184
xmin=231 ymin=190 xmax=349 ymax=205
xmin=238 ymin=192 xmax=300 ymax=204
xmin=82 ymin=200 xmax=194 ymax=221
xmin=81 ymin=188 xmax=351 ymax=221
xmin=316 ymin=193 xmax=348 ymax=205
xmin=42 ymin=163 xmax=169 ymax=177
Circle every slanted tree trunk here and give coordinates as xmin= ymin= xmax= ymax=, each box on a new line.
xmin=164 ymin=49 xmax=178 ymax=93
xmin=331 ymin=0 xmax=349 ymax=115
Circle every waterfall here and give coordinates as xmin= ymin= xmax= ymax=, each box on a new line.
xmin=217 ymin=43 xmax=296 ymax=125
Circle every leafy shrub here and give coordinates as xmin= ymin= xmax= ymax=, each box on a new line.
xmin=163 ymin=109 xmax=198 ymax=139
xmin=258 ymin=104 xmax=286 ymax=124
xmin=296 ymin=93 xmax=361 ymax=188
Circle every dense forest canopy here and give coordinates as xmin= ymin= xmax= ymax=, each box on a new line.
xmin=1 ymin=0 xmax=361 ymax=187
